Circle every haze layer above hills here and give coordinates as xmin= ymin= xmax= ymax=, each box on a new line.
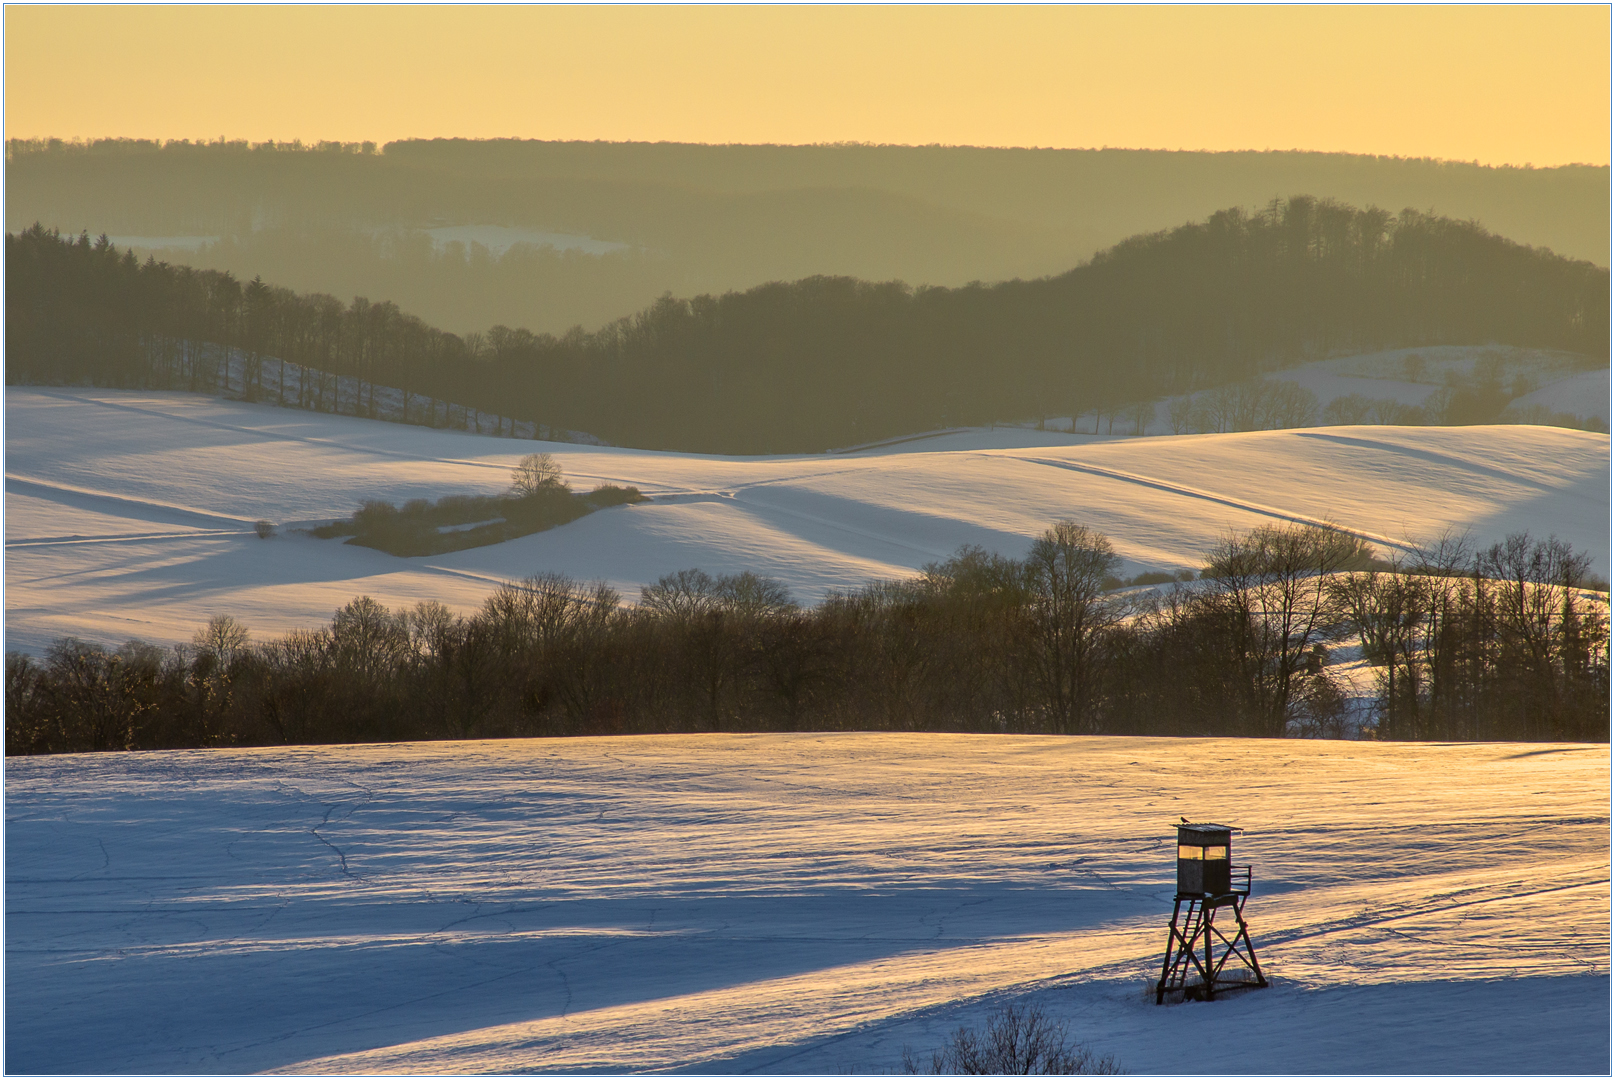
xmin=8 ymin=139 xmax=1608 ymax=334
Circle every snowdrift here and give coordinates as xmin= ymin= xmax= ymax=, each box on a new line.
xmin=5 ymin=735 xmax=1607 ymax=1074
xmin=6 ymin=387 xmax=1607 ymax=654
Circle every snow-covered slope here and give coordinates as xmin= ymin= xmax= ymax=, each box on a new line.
xmin=1273 ymin=345 xmax=1610 ymax=426
xmin=1058 ymin=345 xmax=1607 ymax=436
xmin=1512 ymin=368 xmax=1612 ymax=423
xmin=5 ymin=735 xmax=1607 ymax=1074
xmin=5 ymin=387 xmax=1607 ymax=653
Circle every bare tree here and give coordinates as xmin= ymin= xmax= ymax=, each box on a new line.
xmin=1127 ymin=399 xmax=1156 ymax=435
xmin=1202 ymin=523 xmax=1369 ymax=736
xmin=1025 ymin=521 xmax=1122 ymax=733
xmin=639 ymin=569 xmax=737 ymax=727
xmin=640 ymin=568 xmax=720 ymax=620
xmin=1167 ymin=395 xmax=1199 ymax=435
xmin=1370 ymin=397 xmax=1411 ymax=425
xmin=714 ymin=571 xmax=795 ymax=617
xmin=193 ymin=615 xmax=251 ymax=667
xmin=329 ymin=597 xmax=409 ymax=684
xmin=1199 ymin=383 xmax=1240 ymax=432
xmin=1321 ymin=393 xmax=1373 ymax=425
xmin=510 ymin=452 xmax=566 ymax=497
xmin=1328 ymin=566 xmax=1429 ymax=733
xmin=1258 ymin=381 xmax=1319 ymax=428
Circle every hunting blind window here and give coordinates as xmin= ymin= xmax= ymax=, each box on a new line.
xmin=1177 ymin=845 xmax=1228 ymax=860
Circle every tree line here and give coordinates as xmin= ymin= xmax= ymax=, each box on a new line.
xmin=7 ymin=523 xmax=1605 ymax=755
xmin=5 ymin=223 xmax=505 ymax=427
xmin=11 ymin=136 xmax=1608 ymax=280
xmin=7 ymin=195 xmax=1608 ymax=454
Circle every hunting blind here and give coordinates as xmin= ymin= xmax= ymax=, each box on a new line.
xmin=1155 ymin=822 xmax=1268 ymax=1004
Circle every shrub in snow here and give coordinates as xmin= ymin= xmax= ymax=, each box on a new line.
xmin=310 ymin=481 xmax=644 ymax=558
xmin=901 ymin=1002 xmax=1123 ymax=1075
xmin=254 ymin=520 xmax=275 ymax=539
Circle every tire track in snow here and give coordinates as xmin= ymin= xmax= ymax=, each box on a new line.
xmin=1291 ymin=429 xmax=1592 ymax=493
xmin=24 ymin=389 xmax=520 ymax=474
xmin=1257 ymin=874 xmax=1609 ymax=952
xmin=8 ymin=530 xmax=249 ymax=548
xmin=6 ymin=474 xmax=259 ymax=530
xmin=1005 ymin=455 xmax=1416 ymax=553
xmin=20 ymin=390 xmax=864 ymax=506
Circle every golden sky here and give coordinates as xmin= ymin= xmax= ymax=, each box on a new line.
xmin=6 ymin=5 xmax=1609 ymax=166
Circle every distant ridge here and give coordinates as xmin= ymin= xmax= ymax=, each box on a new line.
xmin=6 ymin=139 xmax=1607 ymax=336
xmin=9 ymin=195 xmax=1603 ymax=454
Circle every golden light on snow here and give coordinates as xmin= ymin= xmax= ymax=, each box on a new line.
xmin=5 ymin=5 xmax=1608 ymax=166
xmin=9 ymin=734 xmax=1607 ymax=1073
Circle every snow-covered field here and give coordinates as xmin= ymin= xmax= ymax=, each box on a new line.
xmin=104 ymin=234 xmax=220 ymax=253
xmin=5 ymin=387 xmax=1608 ymax=654
xmin=99 ymin=225 xmax=631 ymax=259
xmin=1060 ymin=345 xmax=1608 ymax=436
xmin=418 ymin=224 xmax=630 ymax=257
xmin=6 ymin=386 xmax=1610 ymax=1073
xmin=1277 ymin=345 xmax=1610 ymax=427
xmin=1514 ymin=369 xmax=1613 ymax=424
xmin=5 ymin=735 xmax=1607 ymax=1074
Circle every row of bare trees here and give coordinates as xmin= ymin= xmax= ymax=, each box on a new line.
xmin=1164 ymin=379 xmax=1324 ymax=434
xmin=1330 ymin=532 xmax=1608 ymax=740
xmin=7 ymin=525 xmax=1606 ymax=754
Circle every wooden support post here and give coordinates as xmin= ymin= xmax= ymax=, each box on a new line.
xmin=1203 ymin=907 xmax=1216 ymax=1000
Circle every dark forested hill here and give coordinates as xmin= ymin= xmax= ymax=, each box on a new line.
xmin=8 ymin=196 xmax=1606 ymax=454
xmin=7 ymin=138 xmax=1608 ymax=336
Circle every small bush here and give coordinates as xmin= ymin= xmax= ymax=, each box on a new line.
xmin=583 ymin=484 xmax=647 ymax=508
xmin=902 ymin=1003 xmax=1123 ymax=1075
xmin=309 ymin=519 xmax=358 ymax=539
xmin=435 ymin=494 xmax=483 ymax=518
xmin=353 ymin=500 xmax=400 ymax=533
xmin=253 ymin=519 xmax=275 ymax=539
xmin=320 ymin=481 xmax=645 ymax=558
xmin=1128 ymin=570 xmax=1177 ymax=587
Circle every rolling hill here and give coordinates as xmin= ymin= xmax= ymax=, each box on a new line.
xmin=6 ymin=387 xmax=1607 ymax=656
